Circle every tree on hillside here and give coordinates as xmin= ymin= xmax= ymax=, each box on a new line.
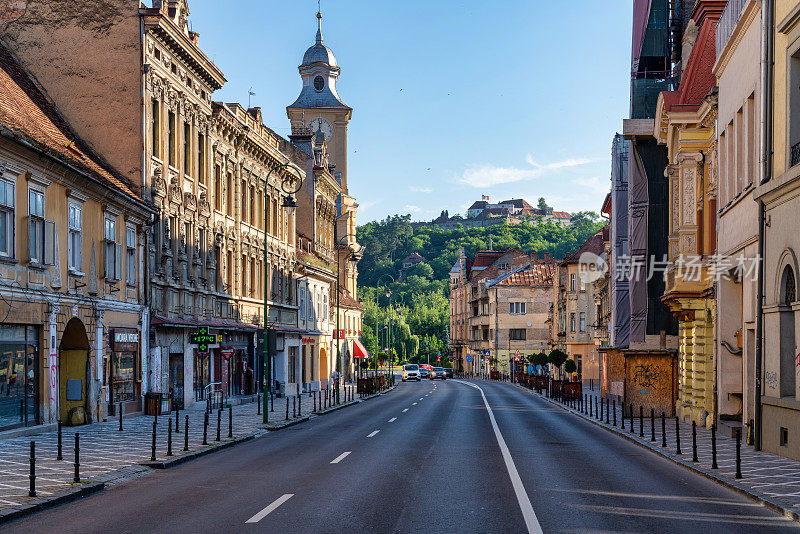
xmin=538 ymin=197 xmax=549 ymax=210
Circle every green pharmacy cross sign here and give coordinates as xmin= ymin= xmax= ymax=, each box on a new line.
xmin=189 ymin=327 xmax=219 ymax=352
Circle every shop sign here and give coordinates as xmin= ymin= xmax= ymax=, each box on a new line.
xmin=112 ymin=329 xmax=139 ymax=351
xmin=220 ymin=347 xmax=235 ymax=360
xmin=189 ymin=327 xmax=221 ymax=352
xmin=302 ymin=338 xmax=316 ymax=344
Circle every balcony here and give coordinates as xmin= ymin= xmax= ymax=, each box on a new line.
xmin=717 ymin=0 xmax=750 ymax=60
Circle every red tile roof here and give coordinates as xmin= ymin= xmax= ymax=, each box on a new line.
xmin=0 ymin=43 xmax=143 ymax=201
xmin=338 ymin=288 xmax=363 ymax=310
xmin=471 ymin=251 xmax=505 ymax=269
xmin=496 ymin=262 xmax=555 ymax=287
xmin=562 ymin=231 xmax=605 ymax=264
xmin=552 ymin=211 xmax=571 ymax=219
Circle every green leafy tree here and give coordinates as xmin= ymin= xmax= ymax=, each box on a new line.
xmin=548 ymin=349 xmax=569 ymax=379
xmin=564 ymin=359 xmax=577 ymax=377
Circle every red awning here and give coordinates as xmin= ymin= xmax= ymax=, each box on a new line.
xmin=353 ymin=338 xmax=370 ymax=359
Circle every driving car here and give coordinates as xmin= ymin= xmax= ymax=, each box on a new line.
xmin=430 ymin=367 xmax=447 ymax=380
xmin=418 ymin=368 xmax=429 ymax=379
xmin=443 ymin=367 xmax=454 ymax=379
xmin=402 ymin=364 xmax=421 ymax=382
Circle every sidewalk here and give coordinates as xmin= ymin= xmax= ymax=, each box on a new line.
xmin=0 ymin=384 xmax=364 ymax=522
xmin=523 ymin=384 xmax=800 ymax=520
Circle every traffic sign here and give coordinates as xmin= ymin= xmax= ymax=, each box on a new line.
xmin=467 ymin=355 xmax=472 ymax=363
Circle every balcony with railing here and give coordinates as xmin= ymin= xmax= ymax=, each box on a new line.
xmin=717 ymin=0 xmax=751 ymax=60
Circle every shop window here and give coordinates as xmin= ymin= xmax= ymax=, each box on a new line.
xmin=0 ymin=325 xmax=39 ymax=430
xmin=68 ymin=202 xmax=82 ymax=272
xmin=288 ymin=346 xmax=298 ymax=383
xmin=0 ymin=176 xmax=13 ymax=258
xmin=126 ymin=226 xmax=136 ymax=284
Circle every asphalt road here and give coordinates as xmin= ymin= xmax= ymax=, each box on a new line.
xmin=6 ymin=379 xmax=800 ymax=533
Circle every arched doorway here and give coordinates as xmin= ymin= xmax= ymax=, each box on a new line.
xmin=779 ymin=265 xmax=796 ymax=398
xmin=60 ymin=318 xmax=89 ymax=425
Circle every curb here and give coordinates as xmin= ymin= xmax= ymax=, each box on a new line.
xmin=139 ymin=433 xmax=260 ymax=468
xmin=509 ymin=382 xmax=800 ymax=524
xmin=0 ymin=481 xmax=104 ymax=525
xmin=265 ymin=416 xmax=311 ymax=431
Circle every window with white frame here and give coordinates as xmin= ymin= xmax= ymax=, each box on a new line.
xmin=68 ymin=202 xmax=82 ymax=271
xmin=509 ymin=302 xmax=526 ymax=315
xmin=126 ymin=225 xmax=136 ymax=284
xmin=104 ymin=215 xmax=119 ymax=280
xmin=28 ymin=188 xmax=45 ymax=264
xmin=579 ymin=312 xmax=586 ymax=332
xmin=0 ymin=176 xmax=14 ymax=258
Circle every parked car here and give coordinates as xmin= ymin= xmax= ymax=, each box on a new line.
xmin=430 ymin=367 xmax=446 ymax=380
xmin=402 ymin=364 xmax=421 ymax=382
xmin=443 ymin=367 xmax=453 ymax=379
xmin=419 ymin=368 xmax=430 ymax=379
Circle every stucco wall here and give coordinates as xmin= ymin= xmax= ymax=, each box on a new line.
xmin=1 ymin=0 xmax=143 ymax=185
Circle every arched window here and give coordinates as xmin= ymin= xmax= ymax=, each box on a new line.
xmin=779 ymin=265 xmax=796 ymax=397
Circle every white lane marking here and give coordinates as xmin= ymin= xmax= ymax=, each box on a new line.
xmin=367 ymin=430 xmax=380 ymax=438
xmin=330 ymin=451 xmax=351 ymax=464
xmin=419 ymin=398 xmax=424 ymax=400
xmin=456 ymin=381 xmax=543 ymax=534
xmin=402 ymin=408 xmax=409 ymax=412
xmin=388 ymin=417 xmax=397 ymax=422
xmin=246 ymin=494 xmax=294 ymax=523
xmin=412 ymin=402 xmax=417 ymax=405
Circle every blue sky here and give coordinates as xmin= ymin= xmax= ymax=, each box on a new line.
xmin=189 ymin=0 xmax=633 ymax=223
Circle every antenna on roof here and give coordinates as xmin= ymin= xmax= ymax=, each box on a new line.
xmin=248 ymin=88 xmax=255 ymax=108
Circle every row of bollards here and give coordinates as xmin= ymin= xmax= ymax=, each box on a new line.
xmin=569 ymin=394 xmax=743 ymax=479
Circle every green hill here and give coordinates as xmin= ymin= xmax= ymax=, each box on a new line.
xmin=354 ymin=212 xmax=606 ymax=366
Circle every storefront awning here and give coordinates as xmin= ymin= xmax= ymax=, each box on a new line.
xmin=353 ymin=338 xmax=370 ymax=359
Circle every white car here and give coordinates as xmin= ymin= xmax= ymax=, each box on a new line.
xmin=402 ymin=364 xmax=421 ymax=381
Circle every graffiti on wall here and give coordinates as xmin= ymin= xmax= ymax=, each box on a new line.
xmin=765 ymin=371 xmax=778 ymax=391
xmin=632 ymin=363 xmax=662 ymax=388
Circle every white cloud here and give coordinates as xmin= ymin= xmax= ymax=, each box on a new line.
xmin=359 ymin=198 xmax=383 ymax=210
xmin=405 ymin=204 xmax=422 ymax=213
xmin=410 ymin=186 xmax=434 ymax=193
xmin=573 ymin=176 xmax=610 ymax=194
xmin=460 ymin=155 xmax=601 ymax=188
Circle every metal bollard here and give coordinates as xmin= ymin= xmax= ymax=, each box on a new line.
xmin=73 ymin=433 xmax=80 ymax=483
xmin=216 ymin=409 xmax=221 ymax=441
xmin=228 ymin=405 xmax=233 ymax=438
xmin=629 ymin=404 xmax=634 ymax=433
xmin=605 ymin=399 xmax=610 ymax=424
xmin=692 ymin=421 xmax=698 ymax=462
xmin=293 ymin=396 xmax=297 ymax=418
xmin=313 ymin=391 xmax=317 ymax=412
xmin=589 ymin=397 xmax=593 ymax=418
xmin=257 ymin=394 xmax=261 ymax=415
xmin=613 ymin=400 xmax=617 ymax=427
xmin=202 ymin=412 xmax=208 ymax=445
xmin=286 ymin=396 xmax=290 ymax=420
xmin=735 ymin=428 xmax=742 ymax=478
xmin=184 ymin=415 xmax=189 ymax=451
xmin=661 ymin=412 xmax=667 ymax=447
xmin=57 ymin=420 xmax=63 ymax=460
xmin=167 ymin=418 xmax=173 ymax=456
xmin=675 ymin=417 xmax=682 ymax=455
xmin=639 ymin=406 xmax=644 ymax=437
xmin=151 ymin=421 xmax=157 ymax=461
xmin=711 ymin=424 xmax=718 ymax=469
xmin=29 ymin=441 xmax=36 ymax=497
xmin=175 ymin=408 xmax=180 ymax=433
xmin=621 ymin=401 xmax=625 ymax=428
xmin=650 ymin=409 xmax=655 ymax=442
xmin=599 ymin=397 xmax=603 ymax=420
xmin=154 ymin=409 xmax=158 ymax=426
xmin=119 ymin=403 xmax=123 ymax=431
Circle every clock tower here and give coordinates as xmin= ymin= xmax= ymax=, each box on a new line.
xmin=287 ymin=11 xmax=352 ymax=192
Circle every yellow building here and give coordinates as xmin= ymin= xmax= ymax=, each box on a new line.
xmin=654 ymin=1 xmax=722 ymax=428
xmin=0 ymin=43 xmax=154 ymax=428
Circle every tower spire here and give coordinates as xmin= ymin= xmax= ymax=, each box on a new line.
xmin=316 ymin=4 xmax=323 ymax=44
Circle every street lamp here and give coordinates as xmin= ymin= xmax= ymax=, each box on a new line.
xmin=335 ymin=232 xmax=360 ymax=403
xmin=378 ymin=274 xmax=394 ymax=387
xmin=262 ymin=162 xmax=303 ymax=424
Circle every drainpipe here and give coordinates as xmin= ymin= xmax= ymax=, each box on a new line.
xmin=755 ymin=0 xmax=775 ymax=452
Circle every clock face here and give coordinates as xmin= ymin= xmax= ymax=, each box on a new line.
xmin=310 ymin=118 xmax=333 ymax=140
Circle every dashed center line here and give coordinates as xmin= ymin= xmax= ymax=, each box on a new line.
xmin=412 ymin=402 xmax=417 ymax=405
xmin=367 ymin=430 xmax=380 ymax=438
xmin=402 ymin=408 xmax=409 ymax=412
xmin=330 ymin=452 xmax=351 ymax=464
xmin=388 ymin=417 xmax=397 ymax=422
xmin=246 ymin=494 xmax=294 ymax=523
